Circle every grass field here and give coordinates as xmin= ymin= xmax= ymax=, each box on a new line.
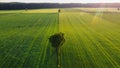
xmin=0 ymin=8 xmax=120 ymax=68
xmin=0 ymin=9 xmax=58 ymax=13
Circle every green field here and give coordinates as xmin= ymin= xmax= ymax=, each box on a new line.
xmin=0 ymin=8 xmax=120 ymax=68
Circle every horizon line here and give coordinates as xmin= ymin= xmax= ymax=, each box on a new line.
xmin=0 ymin=2 xmax=120 ymax=4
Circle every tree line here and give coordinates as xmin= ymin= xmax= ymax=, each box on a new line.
xmin=0 ymin=3 xmax=120 ymax=10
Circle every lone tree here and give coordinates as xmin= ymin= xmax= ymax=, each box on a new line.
xmin=49 ymin=32 xmax=65 ymax=48
xmin=49 ymin=32 xmax=65 ymax=68
xmin=58 ymin=9 xmax=61 ymax=13
xmin=118 ymin=8 xmax=120 ymax=11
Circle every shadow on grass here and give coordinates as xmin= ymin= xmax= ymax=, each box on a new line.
xmin=42 ymin=42 xmax=57 ymax=68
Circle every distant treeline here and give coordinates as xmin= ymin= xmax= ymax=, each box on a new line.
xmin=0 ymin=3 xmax=120 ymax=10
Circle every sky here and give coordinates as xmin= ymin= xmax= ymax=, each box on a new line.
xmin=0 ymin=0 xmax=120 ymax=3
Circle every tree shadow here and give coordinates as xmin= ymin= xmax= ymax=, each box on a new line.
xmin=42 ymin=42 xmax=57 ymax=68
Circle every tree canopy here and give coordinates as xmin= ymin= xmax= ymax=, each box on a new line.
xmin=49 ymin=32 xmax=65 ymax=48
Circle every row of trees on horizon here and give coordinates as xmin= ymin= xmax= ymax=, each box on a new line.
xmin=0 ymin=3 xmax=120 ymax=10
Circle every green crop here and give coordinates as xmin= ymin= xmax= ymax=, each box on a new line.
xmin=0 ymin=8 xmax=120 ymax=68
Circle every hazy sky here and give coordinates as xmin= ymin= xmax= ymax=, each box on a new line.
xmin=0 ymin=0 xmax=120 ymax=3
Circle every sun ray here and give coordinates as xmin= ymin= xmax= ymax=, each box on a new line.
xmin=91 ymin=4 xmax=106 ymax=24
xmin=91 ymin=8 xmax=103 ymax=24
